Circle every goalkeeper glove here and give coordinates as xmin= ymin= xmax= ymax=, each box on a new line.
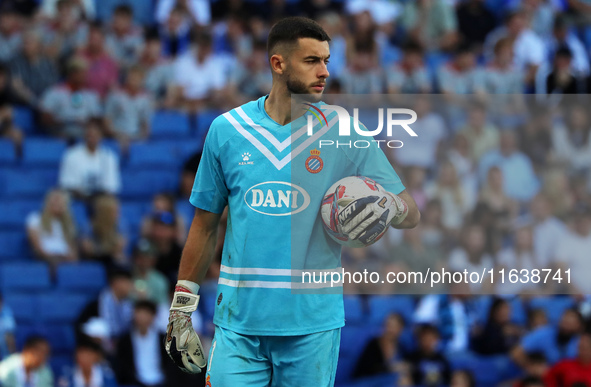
xmin=165 ymin=281 xmax=207 ymax=374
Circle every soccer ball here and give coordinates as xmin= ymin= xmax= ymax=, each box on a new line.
xmin=321 ymin=176 xmax=394 ymax=248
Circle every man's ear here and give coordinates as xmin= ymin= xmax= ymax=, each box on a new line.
xmin=269 ymin=54 xmax=285 ymax=75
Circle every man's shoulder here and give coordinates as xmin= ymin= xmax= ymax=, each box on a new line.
xmin=209 ymin=98 xmax=262 ymax=137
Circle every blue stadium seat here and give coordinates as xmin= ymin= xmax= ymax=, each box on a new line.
xmin=39 ymin=293 xmax=89 ymax=323
xmin=22 ymin=138 xmax=67 ymax=168
xmin=368 ymin=295 xmax=415 ymax=326
xmin=529 ymin=296 xmax=576 ymax=326
xmin=1 ymin=169 xmax=58 ymax=198
xmin=337 ymin=325 xmax=377 ymax=384
xmin=176 ymin=201 xmax=194 ymax=231
xmin=56 ymin=263 xmax=107 ymax=295
xmin=128 ymin=142 xmax=178 ymax=169
xmin=344 ymin=295 xmax=364 ymax=325
xmin=151 ymin=111 xmax=191 ymax=139
xmin=0 ymin=200 xmax=39 ymax=230
xmin=95 ymin=0 xmax=155 ymax=26
xmin=0 ymin=231 xmax=31 ymax=261
xmin=50 ymin=354 xmax=75 ymax=382
xmin=196 ymin=110 xmax=222 ymax=138
xmin=13 ymin=106 xmax=35 ymax=134
xmin=15 ymin=324 xmax=76 ymax=354
xmin=0 ymin=140 xmax=16 ymax=165
xmin=449 ymin=352 xmax=522 ymax=387
xmin=4 ymin=293 xmax=37 ymax=323
xmin=0 ymin=262 xmax=51 ymax=292
xmin=120 ymin=201 xmax=146 ymax=237
xmin=121 ymin=169 xmax=179 ymax=199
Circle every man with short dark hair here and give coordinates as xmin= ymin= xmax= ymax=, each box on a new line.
xmin=0 ymin=336 xmax=53 ymax=387
xmin=165 ymin=16 xmax=419 ymax=386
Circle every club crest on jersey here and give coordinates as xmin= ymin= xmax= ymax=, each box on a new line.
xmin=305 ymin=149 xmax=323 ymax=174
xmin=239 ymin=152 xmax=254 ymax=166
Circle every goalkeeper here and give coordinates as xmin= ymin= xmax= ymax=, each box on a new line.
xmin=165 ymin=16 xmax=420 ymax=386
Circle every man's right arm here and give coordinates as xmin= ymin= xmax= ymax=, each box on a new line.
xmin=178 ymin=208 xmax=222 ymax=286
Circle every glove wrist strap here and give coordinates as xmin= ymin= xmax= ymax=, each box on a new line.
xmin=171 ymin=292 xmax=200 ymax=313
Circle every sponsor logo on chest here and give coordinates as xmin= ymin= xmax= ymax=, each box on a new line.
xmin=244 ymin=181 xmax=310 ymax=216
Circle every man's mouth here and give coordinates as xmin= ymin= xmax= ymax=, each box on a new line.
xmin=312 ymin=84 xmax=325 ymax=91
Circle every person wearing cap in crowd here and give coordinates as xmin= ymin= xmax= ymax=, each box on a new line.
xmin=132 ymin=239 xmax=170 ymax=305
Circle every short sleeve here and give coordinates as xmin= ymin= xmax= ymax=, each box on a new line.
xmin=342 ymin=119 xmax=405 ymax=195
xmin=189 ymin=119 xmax=229 ymax=213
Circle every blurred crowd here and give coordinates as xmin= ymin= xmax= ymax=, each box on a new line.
xmin=0 ymin=0 xmax=591 ymax=386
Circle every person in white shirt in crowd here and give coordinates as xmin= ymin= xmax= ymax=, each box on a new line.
xmin=438 ymin=43 xmax=485 ymax=95
xmin=529 ymin=193 xmax=567 ymax=268
xmin=40 ymin=58 xmax=101 ymax=140
xmin=484 ymin=10 xmax=545 ymax=89
xmin=155 ymin=0 xmax=211 ymax=28
xmin=59 ymin=119 xmax=121 ymax=201
xmin=40 ymin=0 xmax=95 ymax=20
xmin=387 ymin=41 xmax=431 ymax=94
xmin=171 ymin=31 xmax=228 ymax=113
xmin=555 ymin=203 xmax=591 ymax=294
xmin=551 ymin=103 xmax=591 ymax=173
xmin=40 ymin=0 xmax=89 ymax=60
xmin=26 ymin=189 xmax=78 ymax=268
xmin=58 ymin=340 xmax=118 ymax=387
xmin=0 ymin=336 xmax=53 ymax=387
xmin=105 ymin=5 xmax=144 ymax=69
xmin=393 ymin=96 xmax=446 ymax=169
xmin=448 ymin=223 xmax=495 ymax=291
xmin=105 ymin=66 xmax=153 ymax=144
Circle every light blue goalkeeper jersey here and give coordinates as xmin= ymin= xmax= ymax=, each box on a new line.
xmin=190 ymin=95 xmax=405 ymax=336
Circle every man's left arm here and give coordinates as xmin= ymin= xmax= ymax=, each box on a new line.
xmin=391 ymin=189 xmax=420 ymax=229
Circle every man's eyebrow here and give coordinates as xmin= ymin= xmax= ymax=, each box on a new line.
xmin=303 ymin=54 xmax=331 ymax=60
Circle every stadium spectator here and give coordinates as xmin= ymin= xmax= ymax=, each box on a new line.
xmin=404 ymin=324 xmax=451 ymax=386
xmin=26 ymin=189 xmax=78 ymax=268
xmin=131 ymin=239 xmax=170 ymax=305
xmin=520 ymin=0 xmax=555 ymax=40
xmin=530 ymin=193 xmax=567 ymax=267
xmin=148 ymin=211 xmax=183 ymax=284
xmin=40 ymin=0 xmax=95 ymax=20
xmin=0 ymin=102 xmax=23 ymax=155
xmin=438 ymin=44 xmax=485 ymax=95
xmin=140 ymin=193 xmax=187 ymax=245
xmin=545 ymin=332 xmax=591 ymax=387
xmin=58 ymin=119 xmax=121 ymax=200
xmin=0 ymin=336 xmax=53 ymax=387
xmin=41 ymin=0 xmax=89 ymax=61
xmin=0 ymin=294 xmax=16 ymax=361
xmin=541 ymin=167 xmax=576 ymax=220
xmin=496 ymin=222 xmax=540 ymax=292
xmin=40 ymin=58 xmax=101 ymax=139
xmin=478 ymin=130 xmax=540 ymax=202
xmin=77 ymin=268 xmax=134 ymax=350
xmin=137 ymin=34 xmax=175 ymax=108
xmin=472 ymin=298 xmax=521 ymax=355
xmin=400 ymin=0 xmax=458 ymax=51
xmin=0 ymin=6 xmax=22 ymax=63
xmin=234 ymin=40 xmax=272 ymax=100
xmin=456 ymin=0 xmax=496 ymax=48
xmin=450 ymin=369 xmax=475 ymax=387
xmin=484 ymin=10 xmax=545 ymax=88
xmin=180 ymin=150 xmax=201 ymax=199
xmin=116 ymin=300 xmax=201 ymax=387
xmin=393 ymin=96 xmax=446 ymax=169
xmin=551 ymin=103 xmax=591 ymax=172
xmin=158 ymin=5 xmax=192 ymax=58
xmin=211 ymin=14 xmax=252 ymax=60
xmin=171 ymin=31 xmax=228 ymax=112
xmin=527 ymin=309 xmax=549 ymax=331
xmin=555 ymin=203 xmax=591 ymax=294
xmin=404 ymin=166 xmax=428 ymax=212
xmin=317 ymin=13 xmax=347 ymax=80
xmin=353 ymin=313 xmax=407 ymax=379
xmin=459 ymin=101 xmax=499 ymax=161
xmin=478 ymin=166 xmax=518 ymax=234
xmin=520 ymin=104 xmax=554 ymax=167
xmin=105 ymin=5 xmax=144 ymax=69
xmin=542 ymin=45 xmax=580 ymax=94
xmin=426 ymin=161 xmax=475 ymax=232
xmin=420 ymin=199 xmax=445 ymax=248
xmin=386 ymin=41 xmax=430 ymax=94
xmin=339 ymin=42 xmax=382 ymax=94
xmin=81 ymin=195 xmax=128 ymax=268
xmin=548 ymin=16 xmax=589 ymax=77
xmin=447 ymin=133 xmax=475 ymax=184
xmin=58 ymin=340 xmax=118 ymax=387
xmin=104 ymin=65 xmax=153 ymax=142
xmin=156 ymin=0 xmax=211 ymax=28
xmin=511 ymin=308 xmax=584 ymax=366
xmin=8 ymin=29 xmax=59 ymax=105
xmin=78 ymin=22 xmax=120 ymax=98
xmin=483 ymin=37 xmax=524 ymax=94
xmin=448 ymin=224 xmax=494 ymax=285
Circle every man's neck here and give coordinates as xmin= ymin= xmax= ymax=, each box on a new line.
xmin=265 ymin=85 xmax=307 ymax=126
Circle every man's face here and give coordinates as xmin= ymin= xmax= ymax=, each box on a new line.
xmin=134 ymin=308 xmax=155 ymax=331
xmin=282 ymin=38 xmax=330 ymax=101
xmin=25 ymin=343 xmax=50 ymax=370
